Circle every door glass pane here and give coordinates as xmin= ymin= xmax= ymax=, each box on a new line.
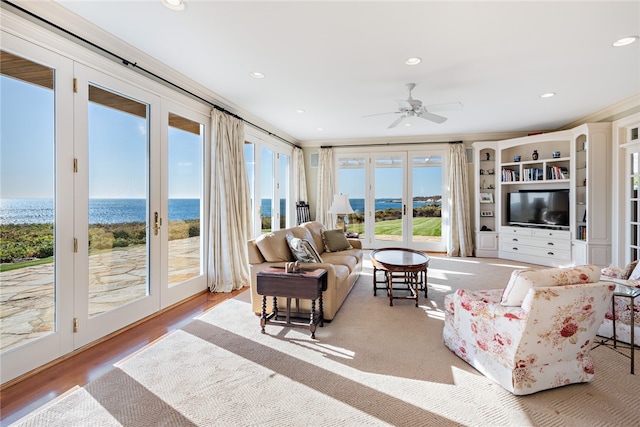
xmin=167 ymin=113 xmax=202 ymax=287
xmin=374 ymin=156 xmax=404 ymax=241
xmin=337 ymin=157 xmax=366 ymax=238
xmin=0 ymin=52 xmax=55 ymax=351
xmin=88 ymin=85 xmax=149 ymax=317
xmin=411 ymin=155 xmax=443 ymax=243
xmin=279 ymin=154 xmax=289 ymax=228
xmin=245 ymin=142 xmax=255 ymax=236
xmin=260 ymin=147 xmax=273 ymax=233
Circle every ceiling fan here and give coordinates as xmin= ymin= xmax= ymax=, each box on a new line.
xmin=364 ymin=83 xmax=463 ymax=128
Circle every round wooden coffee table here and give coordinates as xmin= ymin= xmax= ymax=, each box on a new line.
xmin=370 ymin=248 xmax=429 ymax=307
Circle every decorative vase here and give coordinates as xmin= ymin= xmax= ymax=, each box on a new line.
xmin=532 ymin=150 xmax=538 ymax=160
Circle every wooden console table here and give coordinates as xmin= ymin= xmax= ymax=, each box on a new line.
xmin=256 ymin=267 xmax=327 ymax=339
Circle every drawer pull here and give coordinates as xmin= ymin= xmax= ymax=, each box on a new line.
xmin=547 ymin=242 xmax=554 ymax=246
xmin=512 ymin=247 xmax=518 ymax=250
xmin=547 ymin=252 xmax=554 ymax=255
xmin=512 ymin=238 xmax=518 ymax=242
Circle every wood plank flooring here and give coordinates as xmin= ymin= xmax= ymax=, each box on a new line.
xmin=0 ymin=288 xmax=246 ymax=425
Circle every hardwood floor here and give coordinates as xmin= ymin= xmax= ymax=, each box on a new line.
xmin=0 ymin=288 xmax=246 ymax=425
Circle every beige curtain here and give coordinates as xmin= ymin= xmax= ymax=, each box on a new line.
xmin=208 ymin=110 xmax=251 ymax=292
xmin=292 ymin=147 xmax=308 ymax=203
xmin=315 ymin=148 xmax=334 ymax=227
xmin=447 ymin=143 xmax=475 ymax=257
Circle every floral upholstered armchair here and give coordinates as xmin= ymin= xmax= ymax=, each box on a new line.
xmin=599 ymin=260 xmax=640 ymax=345
xmin=443 ymin=265 xmax=614 ymax=395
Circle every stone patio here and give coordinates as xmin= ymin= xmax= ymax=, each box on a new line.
xmin=0 ymin=237 xmax=200 ymax=352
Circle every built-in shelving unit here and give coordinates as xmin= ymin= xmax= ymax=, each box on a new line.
xmin=473 ymin=123 xmax=612 ymax=266
xmin=473 ymin=141 xmax=498 ymax=257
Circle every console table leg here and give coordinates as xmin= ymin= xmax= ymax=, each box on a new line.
xmin=260 ymin=296 xmax=267 ymax=334
xmin=310 ymin=299 xmax=317 ymax=339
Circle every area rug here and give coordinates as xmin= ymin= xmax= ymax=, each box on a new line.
xmin=9 ymin=256 xmax=640 ymax=426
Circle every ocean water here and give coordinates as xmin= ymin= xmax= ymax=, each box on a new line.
xmin=1 ymin=197 xmax=440 ymax=225
xmin=0 ymin=198 xmax=200 ymax=225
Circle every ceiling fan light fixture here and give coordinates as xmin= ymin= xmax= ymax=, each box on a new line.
xmin=162 ymin=0 xmax=185 ymax=11
xmin=249 ymin=72 xmax=265 ymax=79
xmin=540 ymin=92 xmax=556 ymax=98
xmin=405 ymin=57 xmax=422 ymax=65
xmin=612 ymin=36 xmax=639 ymax=47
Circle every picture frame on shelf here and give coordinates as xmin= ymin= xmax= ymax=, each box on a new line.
xmin=479 ymin=193 xmax=493 ymax=203
xmin=480 ymin=211 xmax=494 ymax=217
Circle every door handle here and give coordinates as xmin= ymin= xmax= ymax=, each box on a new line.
xmin=403 ymin=204 xmax=406 ymax=216
xmin=153 ymin=212 xmax=162 ymax=235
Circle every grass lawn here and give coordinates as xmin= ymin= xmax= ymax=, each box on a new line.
xmin=374 ymin=217 xmax=441 ymax=236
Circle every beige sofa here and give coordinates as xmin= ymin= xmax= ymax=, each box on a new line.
xmin=247 ymin=221 xmax=363 ymax=321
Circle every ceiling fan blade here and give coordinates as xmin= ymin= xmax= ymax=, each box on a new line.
xmin=388 ymin=114 xmax=407 ymax=128
xmin=417 ymin=110 xmax=447 ymax=124
xmin=362 ymin=111 xmax=402 ymax=118
xmin=425 ymin=102 xmax=463 ymax=112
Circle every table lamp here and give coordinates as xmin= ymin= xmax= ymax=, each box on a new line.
xmin=327 ymin=193 xmax=354 ymax=232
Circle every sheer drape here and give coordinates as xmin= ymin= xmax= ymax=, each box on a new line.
xmin=208 ymin=110 xmax=251 ymax=292
xmin=292 ymin=147 xmax=308 ymax=203
xmin=315 ymin=148 xmax=334 ymax=227
xmin=447 ymin=143 xmax=475 ymax=257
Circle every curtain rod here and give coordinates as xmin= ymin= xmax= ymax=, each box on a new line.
xmin=2 ymin=0 xmax=300 ymax=149
xmin=320 ymin=140 xmax=462 ymax=149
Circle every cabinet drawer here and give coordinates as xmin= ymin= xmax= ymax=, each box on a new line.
xmin=499 ymin=235 xmax=571 ymax=251
xmin=532 ymin=229 xmax=571 ymax=239
xmin=500 ymin=226 xmax=532 ymax=236
xmin=499 ymin=243 xmax=571 ymax=260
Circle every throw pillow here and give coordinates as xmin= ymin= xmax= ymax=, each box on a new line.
xmin=322 ymin=229 xmax=352 ymax=252
xmin=629 ymin=261 xmax=640 ymax=281
xmin=286 ymin=234 xmax=323 ymax=263
xmin=623 ymin=260 xmax=639 ymax=279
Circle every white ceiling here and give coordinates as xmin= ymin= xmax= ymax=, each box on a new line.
xmin=46 ymin=1 xmax=640 ymax=144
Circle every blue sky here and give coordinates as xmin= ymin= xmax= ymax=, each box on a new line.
xmin=1 ymin=75 xmax=201 ymax=199
xmin=338 ymin=162 xmax=442 ymax=199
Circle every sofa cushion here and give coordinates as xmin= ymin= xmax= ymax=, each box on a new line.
xmin=255 ymin=229 xmax=294 ymax=262
xmin=301 ymin=221 xmax=327 ymax=254
xmin=320 ymin=252 xmax=358 ymax=273
xmin=322 ymin=229 xmax=352 ymax=252
xmin=286 ymin=234 xmax=323 ymax=263
xmin=501 ymin=265 xmax=600 ymax=307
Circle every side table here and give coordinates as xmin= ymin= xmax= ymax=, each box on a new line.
xmin=594 ymin=283 xmax=639 ymax=374
xmin=256 ymin=267 xmax=328 ymax=339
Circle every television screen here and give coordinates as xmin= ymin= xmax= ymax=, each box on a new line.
xmin=507 ymin=190 xmax=569 ymax=227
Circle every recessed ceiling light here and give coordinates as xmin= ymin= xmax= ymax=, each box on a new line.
xmin=295 ymin=109 xmax=305 ymax=114
xmin=405 ymin=57 xmax=422 ymax=65
xmin=162 ymin=0 xmax=185 ymax=11
xmin=540 ymin=92 xmax=556 ymax=98
xmin=404 ymin=123 xmax=412 ymax=127
xmin=612 ymin=36 xmax=639 ymax=47
xmin=316 ymin=127 xmax=324 ymax=131
xmin=249 ymin=72 xmax=264 ymax=79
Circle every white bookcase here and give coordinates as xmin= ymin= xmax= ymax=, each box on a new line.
xmin=474 ymin=123 xmax=611 ymax=266
xmin=473 ymin=141 xmax=498 ymax=257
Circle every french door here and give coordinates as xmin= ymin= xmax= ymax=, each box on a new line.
xmin=72 ymin=65 xmax=161 ymax=347
xmin=1 ymin=36 xmax=207 ymax=383
xmin=336 ymin=149 xmax=447 ymax=252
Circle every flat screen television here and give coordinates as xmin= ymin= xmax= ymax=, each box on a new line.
xmin=507 ymin=190 xmax=570 ymax=228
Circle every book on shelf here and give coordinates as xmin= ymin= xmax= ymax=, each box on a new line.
xmin=577 ymin=225 xmax=587 ymax=240
xmin=522 ymin=167 xmax=543 ymax=181
xmin=501 ymin=168 xmax=519 ymax=182
xmin=546 ymin=166 xmax=569 ymax=180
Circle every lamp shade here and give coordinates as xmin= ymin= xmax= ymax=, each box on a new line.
xmin=327 ymin=194 xmax=354 ymax=214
